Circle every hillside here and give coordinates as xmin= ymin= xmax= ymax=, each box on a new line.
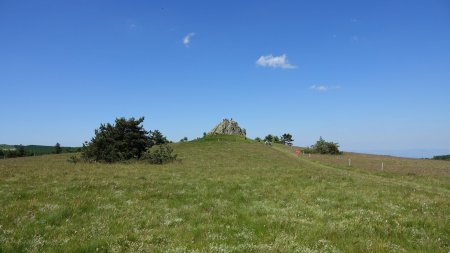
xmin=0 ymin=135 xmax=449 ymax=252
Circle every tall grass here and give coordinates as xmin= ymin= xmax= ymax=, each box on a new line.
xmin=0 ymin=136 xmax=449 ymax=252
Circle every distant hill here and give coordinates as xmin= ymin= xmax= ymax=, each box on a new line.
xmin=0 ymin=144 xmax=81 ymax=155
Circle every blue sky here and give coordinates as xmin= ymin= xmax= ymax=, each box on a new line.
xmin=1 ymin=1 xmax=449 ymax=157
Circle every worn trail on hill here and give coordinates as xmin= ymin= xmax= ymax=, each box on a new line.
xmin=271 ymin=145 xmax=450 ymax=197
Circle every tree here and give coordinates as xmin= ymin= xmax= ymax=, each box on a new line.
xmin=254 ymin=137 xmax=261 ymax=142
xmin=82 ymin=117 xmax=152 ymax=162
xmin=273 ymin=136 xmax=280 ymax=143
xmin=313 ymin=137 xmax=341 ymax=154
xmin=54 ymin=142 xmax=62 ymax=154
xmin=0 ymin=149 xmax=4 ymax=158
xmin=180 ymin=137 xmax=188 ymax=142
xmin=17 ymin=145 xmax=26 ymax=157
xmin=264 ymin=134 xmax=274 ymax=142
xmin=281 ymin=133 xmax=294 ymax=145
xmin=150 ymin=130 xmax=168 ymax=146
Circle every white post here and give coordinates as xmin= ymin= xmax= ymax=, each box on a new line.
xmin=308 ymin=153 xmax=311 ymax=158
xmin=348 ymin=158 xmax=351 ymax=167
xmin=381 ymin=162 xmax=384 ymax=170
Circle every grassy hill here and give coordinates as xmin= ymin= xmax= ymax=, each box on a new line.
xmin=0 ymin=135 xmax=449 ymax=252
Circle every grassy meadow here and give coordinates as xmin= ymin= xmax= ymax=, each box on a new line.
xmin=0 ymin=135 xmax=449 ymax=252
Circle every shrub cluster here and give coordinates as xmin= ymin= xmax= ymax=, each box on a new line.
xmin=82 ymin=117 xmax=151 ymax=162
xmin=304 ymin=137 xmax=342 ymax=155
xmin=142 ymin=144 xmax=177 ymax=164
xmin=82 ymin=117 xmax=174 ymax=163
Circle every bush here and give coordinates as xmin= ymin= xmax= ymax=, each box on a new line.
xmin=264 ymin=134 xmax=273 ymax=142
xmin=281 ymin=133 xmax=294 ymax=145
xmin=311 ymin=137 xmax=341 ymax=155
xmin=302 ymin=147 xmax=317 ymax=154
xmin=82 ymin=117 xmax=152 ymax=163
xmin=273 ymin=136 xmax=280 ymax=143
xmin=54 ymin=143 xmax=62 ymax=154
xmin=67 ymin=155 xmax=80 ymax=164
xmin=143 ymin=144 xmax=177 ymax=164
xmin=150 ymin=130 xmax=168 ymax=146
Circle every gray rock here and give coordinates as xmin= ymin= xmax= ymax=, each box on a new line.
xmin=209 ymin=118 xmax=246 ymax=136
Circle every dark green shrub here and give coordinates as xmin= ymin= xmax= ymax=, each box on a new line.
xmin=312 ymin=137 xmax=341 ymax=155
xmin=143 ymin=144 xmax=177 ymax=164
xmin=264 ymin=134 xmax=273 ymax=142
xmin=82 ymin=117 xmax=152 ymax=163
xmin=302 ymin=147 xmax=317 ymax=154
xmin=273 ymin=136 xmax=280 ymax=143
xmin=54 ymin=142 xmax=62 ymax=154
xmin=150 ymin=130 xmax=168 ymax=146
xmin=281 ymin=133 xmax=294 ymax=145
xmin=67 ymin=155 xmax=80 ymax=163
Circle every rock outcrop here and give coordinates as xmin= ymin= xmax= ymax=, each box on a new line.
xmin=209 ymin=118 xmax=246 ymax=137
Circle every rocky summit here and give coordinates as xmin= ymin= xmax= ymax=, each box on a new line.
xmin=209 ymin=118 xmax=246 ymax=136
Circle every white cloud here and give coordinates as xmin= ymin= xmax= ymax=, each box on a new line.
xmin=183 ymin=32 xmax=195 ymax=47
xmin=310 ymin=85 xmax=341 ymax=92
xmin=310 ymin=85 xmax=329 ymax=92
xmin=256 ymin=54 xmax=296 ymax=69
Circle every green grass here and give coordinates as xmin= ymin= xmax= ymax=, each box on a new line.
xmin=0 ymin=135 xmax=449 ymax=252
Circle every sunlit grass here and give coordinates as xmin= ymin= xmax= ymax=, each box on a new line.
xmin=0 ymin=135 xmax=449 ymax=252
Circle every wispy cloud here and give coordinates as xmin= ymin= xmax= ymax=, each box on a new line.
xmin=129 ymin=23 xmax=137 ymax=30
xmin=183 ymin=32 xmax=195 ymax=47
xmin=256 ymin=54 xmax=296 ymax=69
xmin=310 ymin=85 xmax=341 ymax=92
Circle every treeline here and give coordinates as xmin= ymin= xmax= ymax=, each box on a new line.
xmin=254 ymin=133 xmax=294 ymax=145
xmin=0 ymin=144 xmax=80 ymax=158
xmin=433 ymin=154 xmax=450 ymax=161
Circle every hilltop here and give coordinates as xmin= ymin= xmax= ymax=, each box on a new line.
xmin=0 ymin=135 xmax=449 ymax=252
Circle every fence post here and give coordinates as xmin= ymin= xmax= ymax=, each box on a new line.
xmin=381 ymin=162 xmax=384 ymax=170
xmin=348 ymin=158 xmax=352 ymax=167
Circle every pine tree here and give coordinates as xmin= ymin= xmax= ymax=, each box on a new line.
xmin=54 ymin=142 xmax=62 ymax=154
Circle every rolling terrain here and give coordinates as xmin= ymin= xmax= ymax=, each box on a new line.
xmin=0 ymin=135 xmax=449 ymax=252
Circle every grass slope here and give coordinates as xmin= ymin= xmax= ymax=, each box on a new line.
xmin=0 ymin=135 xmax=449 ymax=252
